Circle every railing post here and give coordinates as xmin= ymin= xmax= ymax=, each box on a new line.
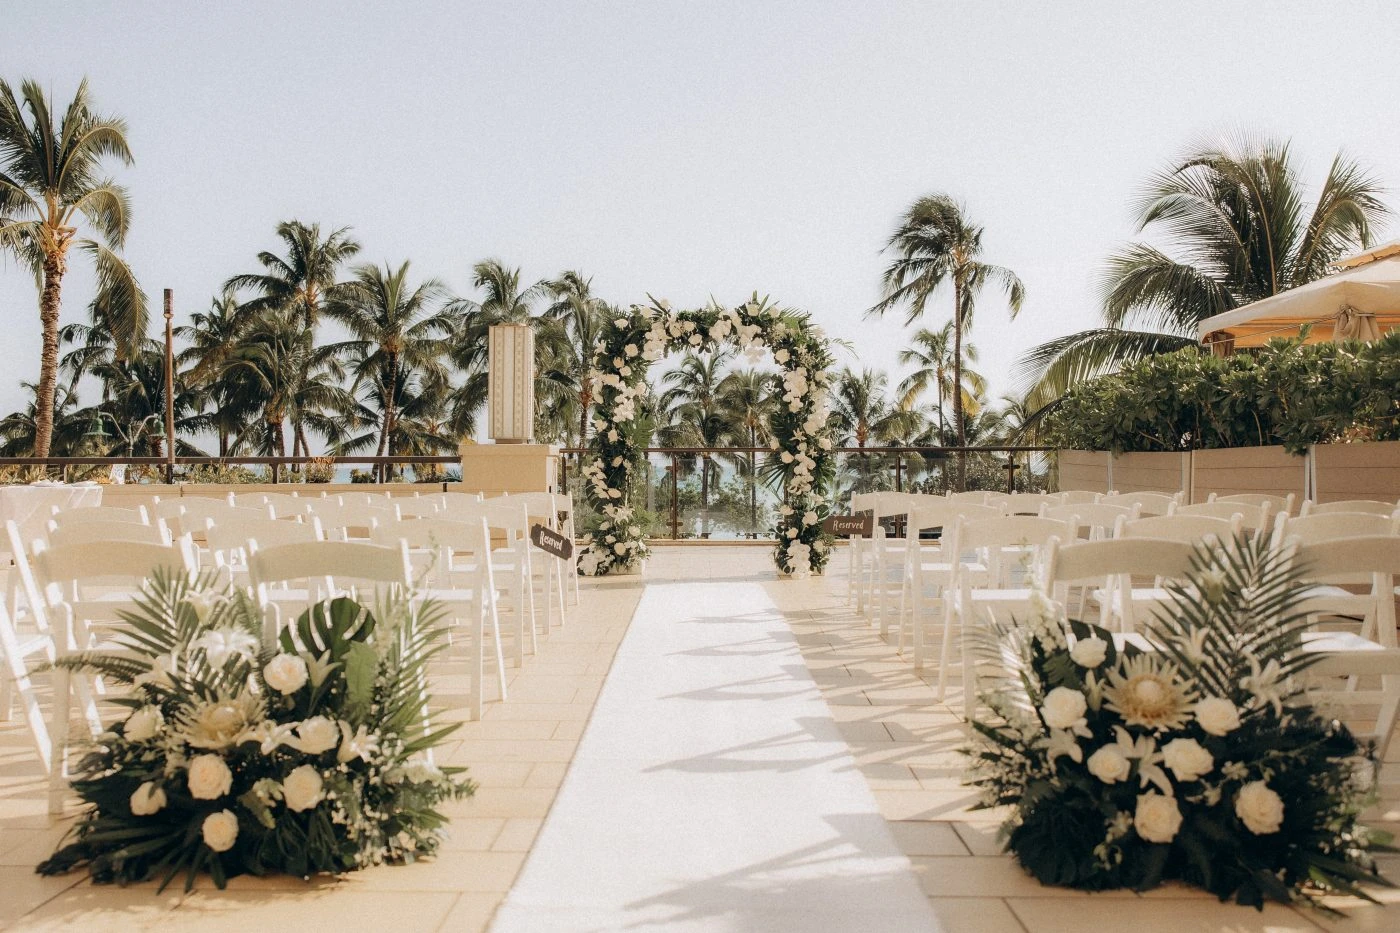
xmin=670 ymin=453 xmax=680 ymax=540
xmin=272 ymin=459 xmax=280 ymax=484
xmin=894 ymin=454 xmax=902 ymax=492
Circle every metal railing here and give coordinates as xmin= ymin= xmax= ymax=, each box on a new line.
xmin=0 ymin=455 xmax=460 ymax=485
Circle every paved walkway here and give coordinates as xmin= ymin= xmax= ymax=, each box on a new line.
xmin=492 ymin=579 xmax=937 ymax=932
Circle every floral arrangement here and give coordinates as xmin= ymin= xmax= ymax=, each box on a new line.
xmin=964 ymin=536 xmax=1393 ymax=910
xmin=38 ymin=570 xmax=473 ymax=891
xmin=577 ymin=294 xmax=836 ymax=577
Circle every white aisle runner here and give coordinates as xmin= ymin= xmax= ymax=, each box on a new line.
xmin=491 ymin=582 xmax=940 ymax=932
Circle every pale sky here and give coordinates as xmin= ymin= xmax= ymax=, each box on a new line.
xmin=4 ymin=0 xmax=1398 ymax=431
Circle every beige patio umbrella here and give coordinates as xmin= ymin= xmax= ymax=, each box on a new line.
xmin=1198 ymin=243 xmax=1400 ymax=350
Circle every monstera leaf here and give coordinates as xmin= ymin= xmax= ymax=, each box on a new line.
xmin=280 ymin=597 xmax=377 ymax=661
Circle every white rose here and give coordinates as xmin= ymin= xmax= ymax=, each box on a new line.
xmin=187 ymin=754 xmax=233 ymax=800
xmin=1040 ymin=687 xmax=1088 ymax=730
xmin=1162 ymin=738 xmax=1214 ymax=782
xmin=129 ymin=781 xmax=167 ymax=816
xmin=1069 ymin=636 xmax=1107 ymax=668
xmin=786 ymin=528 xmax=798 ymax=539
xmin=262 ymin=654 xmax=309 ymax=695
xmin=1235 ymin=781 xmax=1285 ymax=835
xmin=294 ymin=716 xmax=340 ymax=755
xmin=1086 ymin=745 xmax=1131 ymax=783
xmin=802 ymin=510 xmax=818 ymax=526
xmin=613 ymin=543 xmax=627 ymax=555
xmin=774 ymin=349 xmax=790 ymax=364
xmin=202 ymin=809 xmax=239 ymax=852
xmin=124 ymin=706 xmax=164 ymax=742
xmin=282 ymin=764 xmax=325 ymax=812
xmin=624 ymin=343 xmax=638 ymax=357
xmin=1134 ymin=793 xmax=1183 ymax=843
xmin=1194 ymin=697 xmax=1240 ymax=736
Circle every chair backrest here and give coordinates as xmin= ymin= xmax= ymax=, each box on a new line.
xmin=1004 ymin=493 xmax=1060 ymax=515
xmin=948 ymin=515 xmax=1071 ymax=582
xmin=1289 ymin=535 xmax=1400 ymax=583
xmin=371 ymin=515 xmax=493 ymax=552
xmin=248 ymin=540 xmax=412 ymax=590
xmin=1209 ymin=492 xmax=1296 ymax=515
xmin=1044 ymin=536 xmax=1197 ymax=596
xmin=47 ymin=518 xmax=171 ymax=549
xmin=1100 ymin=491 xmax=1180 ymax=516
xmin=1056 ymin=490 xmax=1100 ymax=505
xmin=1300 ymin=499 xmax=1400 ymax=518
xmin=1170 ymin=499 xmax=1271 ymax=530
xmin=946 ymin=491 xmax=991 ymax=504
xmin=906 ymin=501 xmax=1004 ymax=537
xmin=1270 ymin=511 xmax=1398 ymax=549
xmin=1041 ymin=502 xmax=1140 ymax=537
xmin=50 ymin=504 xmax=149 ymax=526
xmin=208 ymin=516 xmax=322 ymax=561
xmin=394 ymin=497 xmax=441 ymax=519
xmin=338 ymin=491 xmax=393 ymax=507
xmin=34 ymin=540 xmax=195 ymax=599
xmin=1116 ymin=513 xmax=1240 ymax=544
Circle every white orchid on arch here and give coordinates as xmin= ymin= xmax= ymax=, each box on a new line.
xmin=577 ymin=295 xmax=836 ymax=577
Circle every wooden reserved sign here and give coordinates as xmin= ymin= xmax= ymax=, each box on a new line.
xmin=529 ymin=523 xmax=574 ymax=560
xmin=821 ymin=512 xmax=874 ymax=537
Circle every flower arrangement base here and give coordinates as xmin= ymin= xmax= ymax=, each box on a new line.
xmin=608 ymin=560 xmax=645 ymax=576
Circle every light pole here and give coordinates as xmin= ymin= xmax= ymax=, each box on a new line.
xmin=84 ymin=411 xmax=166 ymax=481
xmin=163 ymin=289 xmax=176 ymax=484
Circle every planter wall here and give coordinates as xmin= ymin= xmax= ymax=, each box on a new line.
xmin=1311 ymin=441 xmax=1400 ymax=503
xmin=1110 ymin=452 xmax=1190 ymax=497
xmin=1191 ymin=445 xmax=1307 ymax=505
xmin=1055 ymin=450 xmax=1111 ymax=494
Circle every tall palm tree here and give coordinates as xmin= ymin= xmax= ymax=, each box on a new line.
xmin=658 ymin=349 xmax=736 ymax=534
xmin=224 ymin=220 xmax=360 ymax=330
xmin=866 ymin=195 xmax=1024 ymax=465
xmin=1019 ymin=137 xmax=1388 ymax=406
xmin=830 ymin=368 xmax=923 ymax=448
xmin=176 ymin=290 xmax=253 ymax=455
xmin=539 ymin=271 xmax=606 ymax=446
xmin=329 ymin=261 xmax=451 ymax=480
xmin=896 ymin=322 xmax=987 ymax=440
xmin=0 ymin=383 xmax=86 ymax=457
xmin=221 ymin=309 xmax=352 ymax=457
xmin=717 ymin=368 xmax=777 ymax=532
xmin=469 ymin=258 xmax=549 ymax=324
xmin=0 ymin=77 xmax=147 ymax=457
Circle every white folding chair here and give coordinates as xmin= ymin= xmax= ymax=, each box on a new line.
xmin=1040 ymin=502 xmax=1140 ymax=541
xmin=1043 ymin=535 xmax=1197 ymax=638
xmin=206 ymin=516 xmax=323 ymax=587
xmin=47 ymin=518 xmax=172 ymax=549
xmin=1056 ymin=490 xmax=1101 ymax=506
xmin=0 ymin=589 xmax=54 ymax=772
xmin=847 ymin=492 xmax=878 ymax=611
xmin=902 ymin=500 xmax=1003 ymax=664
xmin=1003 ymin=492 xmax=1062 ymax=515
xmin=34 ymin=539 xmax=197 ymax=812
xmin=506 ymin=492 xmax=569 ymax=627
xmin=1170 ymin=500 xmax=1272 ymax=538
xmin=246 ymin=540 xmax=412 ymax=644
xmin=49 ymin=504 xmax=150 ymax=526
xmin=940 ymin=515 xmax=1071 ymax=714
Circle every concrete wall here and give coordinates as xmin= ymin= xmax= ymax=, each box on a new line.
xmin=1312 ymin=441 xmax=1400 ymax=503
xmin=1191 ymin=445 xmax=1307 ymax=504
xmin=1056 ymin=450 xmax=1111 ymax=494
xmin=1111 ymin=452 xmax=1190 ymax=496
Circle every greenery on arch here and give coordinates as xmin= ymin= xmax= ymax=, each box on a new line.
xmin=577 ymin=296 xmax=837 ymax=576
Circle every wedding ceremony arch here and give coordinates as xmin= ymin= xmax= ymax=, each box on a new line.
xmin=576 ymin=296 xmax=837 ymax=577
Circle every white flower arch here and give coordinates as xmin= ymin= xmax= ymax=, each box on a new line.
xmin=577 ymin=295 xmax=836 ymax=576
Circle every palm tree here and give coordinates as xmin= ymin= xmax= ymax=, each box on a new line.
xmin=221 ymin=309 xmax=352 ymax=457
xmin=539 ymin=271 xmax=606 ymax=446
xmin=830 ymin=368 xmax=923 ymax=448
xmin=176 ymin=290 xmax=253 ymax=455
xmin=0 ymin=77 xmax=147 ymax=457
xmin=470 ymin=258 xmax=549 ymax=325
xmin=1019 ymin=137 xmax=1388 ymax=407
xmin=224 ymin=220 xmax=360 ymax=330
xmin=658 ymin=349 xmax=736 ymax=535
xmin=329 ymin=261 xmax=451 ymax=480
xmin=717 ymin=368 xmax=777 ymax=533
xmin=896 ymin=322 xmax=987 ymax=440
xmin=866 ymin=195 xmax=1024 ymax=487
xmin=0 ymin=383 xmax=86 ymax=457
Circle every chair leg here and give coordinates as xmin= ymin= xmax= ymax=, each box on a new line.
xmin=48 ymin=667 xmax=71 ymax=814
xmin=469 ymin=605 xmax=484 ymax=722
xmin=486 ymin=594 xmax=508 ymax=703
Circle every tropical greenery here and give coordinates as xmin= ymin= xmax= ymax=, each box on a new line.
xmin=1020 ymin=136 xmax=1389 ymax=412
xmin=1043 ymin=334 xmax=1400 ymax=454
xmin=37 ymin=571 xmax=472 ymax=890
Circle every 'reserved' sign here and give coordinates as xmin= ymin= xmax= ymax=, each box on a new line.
xmin=529 ymin=522 xmax=574 ymax=560
xmin=821 ymin=512 xmax=874 ymax=537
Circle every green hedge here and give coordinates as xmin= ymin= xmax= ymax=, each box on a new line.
xmin=1043 ymin=333 xmax=1400 ymax=454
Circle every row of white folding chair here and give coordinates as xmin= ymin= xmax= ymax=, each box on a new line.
xmin=898 ymin=501 xmax=1007 ymax=662
xmin=246 ymin=531 xmax=505 ymax=723
xmin=372 ymin=506 xmax=538 ymax=667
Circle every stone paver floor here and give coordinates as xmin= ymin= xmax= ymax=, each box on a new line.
xmin=0 ymin=544 xmax=1396 ymax=932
